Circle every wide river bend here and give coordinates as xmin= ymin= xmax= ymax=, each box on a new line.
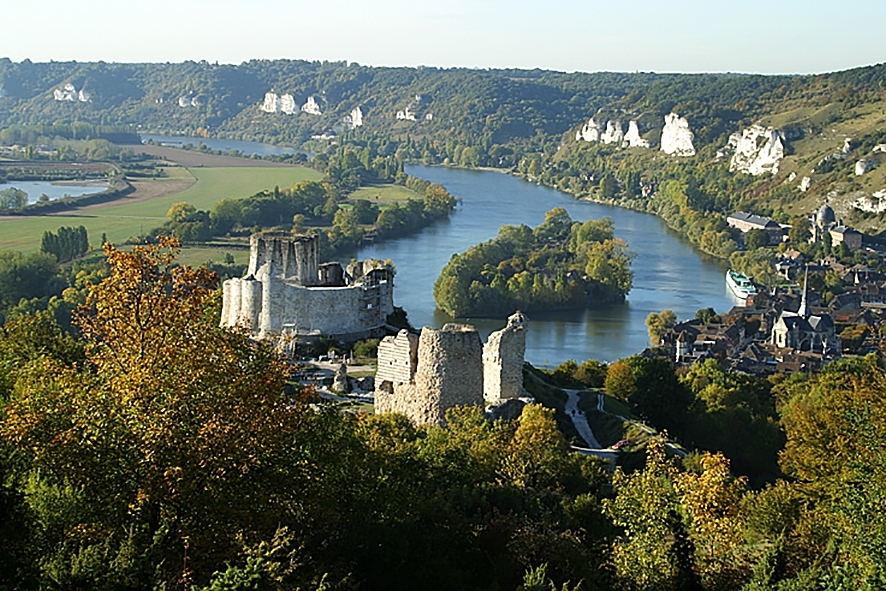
xmin=139 ymin=136 xmax=736 ymax=366
xmin=354 ymin=165 xmax=736 ymax=367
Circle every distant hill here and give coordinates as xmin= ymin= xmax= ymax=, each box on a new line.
xmin=1 ymin=58 xmax=885 ymax=235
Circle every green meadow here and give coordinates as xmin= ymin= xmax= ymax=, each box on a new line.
xmin=0 ymin=166 xmax=321 ymax=253
xmin=348 ymin=183 xmax=422 ymax=206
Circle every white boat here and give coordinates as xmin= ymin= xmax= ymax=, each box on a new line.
xmin=726 ymin=270 xmax=757 ymax=299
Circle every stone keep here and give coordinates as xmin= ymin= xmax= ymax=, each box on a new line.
xmin=220 ymin=232 xmax=394 ymax=340
xmin=375 ymin=324 xmax=484 ymax=426
xmin=483 ymin=312 xmax=527 ymax=404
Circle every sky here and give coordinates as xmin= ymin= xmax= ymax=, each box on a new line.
xmin=4 ymin=0 xmax=885 ymax=75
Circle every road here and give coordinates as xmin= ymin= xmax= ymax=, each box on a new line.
xmin=563 ymin=389 xmax=619 ymax=466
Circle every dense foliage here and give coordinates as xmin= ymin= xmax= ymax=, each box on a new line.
xmin=434 ymin=208 xmax=633 ymax=317
xmin=0 ymin=243 xmax=883 ymax=589
xmin=40 ymin=225 xmax=88 ymax=263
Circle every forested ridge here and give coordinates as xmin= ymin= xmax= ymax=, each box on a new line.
xmin=3 ymin=58 xmax=886 ymax=259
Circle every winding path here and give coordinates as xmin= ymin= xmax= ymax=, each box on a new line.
xmin=563 ymin=389 xmax=618 ymax=466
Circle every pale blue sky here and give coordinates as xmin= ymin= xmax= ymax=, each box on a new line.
xmin=4 ymin=0 xmax=884 ymax=74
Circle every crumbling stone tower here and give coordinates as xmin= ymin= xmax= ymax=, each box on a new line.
xmin=483 ymin=312 xmax=527 ymax=404
xmin=374 ymin=324 xmax=483 ymax=426
xmin=375 ymin=314 xmax=529 ymax=426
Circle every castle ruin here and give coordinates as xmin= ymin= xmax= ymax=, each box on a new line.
xmin=375 ymin=312 xmax=528 ymax=426
xmin=220 ymin=232 xmax=394 ymax=340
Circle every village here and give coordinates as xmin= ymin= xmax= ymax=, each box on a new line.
xmin=658 ymin=201 xmax=885 ymax=375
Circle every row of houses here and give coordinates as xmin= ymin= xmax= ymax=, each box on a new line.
xmin=727 ymin=202 xmax=863 ymax=250
xmin=658 ymin=264 xmax=886 ymax=376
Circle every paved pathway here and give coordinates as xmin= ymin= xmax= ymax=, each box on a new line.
xmin=563 ymin=389 xmax=619 ymax=467
xmin=563 ymin=389 xmax=601 ymax=448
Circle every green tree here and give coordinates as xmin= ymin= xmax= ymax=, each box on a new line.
xmin=0 ymin=188 xmax=27 ymax=211
xmin=788 ymin=216 xmax=811 ymax=245
xmin=744 ymin=229 xmax=768 ymax=251
xmin=605 ymin=361 xmax=636 ymax=401
xmin=646 ymin=309 xmax=677 ymax=344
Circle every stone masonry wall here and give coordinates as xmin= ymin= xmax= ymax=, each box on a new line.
xmin=413 ymin=324 xmax=484 ymax=426
xmin=374 ymin=317 xmax=530 ymax=426
xmin=376 ymin=330 xmax=418 ymax=385
xmin=483 ymin=312 xmax=527 ymax=404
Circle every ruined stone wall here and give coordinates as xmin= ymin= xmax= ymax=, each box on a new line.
xmin=413 ymin=324 xmax=484 ymax=426
xmin=483 ymin=312 xmax=527 ymax=404
xmin=248 ymin=232 xmax=319 ymax=286
xmin=221 ymin=232 xmax=394 ymax=338
xmin=376 ymin=330 xmax=418 ymax=384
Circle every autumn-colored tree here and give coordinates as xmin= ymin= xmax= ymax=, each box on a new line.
xmin=605 ymin=361 xmax=636 ymax=401
xmin=167 ymin=200 xmax=197 ymax=222
xmin=1 ymin=237 xmax=313 ymax=586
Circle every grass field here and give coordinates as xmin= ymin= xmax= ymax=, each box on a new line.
xmin=349 ymin=183 xmax=422 ymax=206
xmin=0 ymin=166 xmax=321 ymax=253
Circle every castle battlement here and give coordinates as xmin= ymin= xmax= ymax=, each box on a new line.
xmin=221 ymin=233 xmax=394 ymax=341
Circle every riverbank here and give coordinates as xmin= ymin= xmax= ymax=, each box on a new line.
xmin=416 ymin=162 xmax=735 ymax=261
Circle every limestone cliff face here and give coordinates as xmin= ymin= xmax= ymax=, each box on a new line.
xmin=600 ymin=120 xmax=624 ymax=145
xmin=279 ymin=94 xmax=297 ymax=114
xmin=623 ymin=120 xmax=650 ymax=148
xmin=660 ymin=113 xmax=695 ymax=156
xmin=53 ymin=83 xmax=89 ymax=102
xmin=578 ymin=117 xmax=649 ymax=148
xmin=263 ymin=93 xmax=298 ymax=114
xmin=343 ymin=106 xmax=363 ymax=129
xmin=261 ymin=92 xmax=279 ymax=113
xmin=576 ymin=117 xmax=601 ymax=142
xmin=722 ymin=125 xmax=785 ymax=175
xmin=856 ymin=159 xmax=877 ymax=176
xmin=301 ymin=96 xmax=323 ymax=115
xmin=177 ymin=94 xmax=201 ymax=108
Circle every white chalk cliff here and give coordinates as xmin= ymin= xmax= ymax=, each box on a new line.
xmin=623 ymin=120 xmax=650 ymax=148
xmin=576 ymin=118 xmax=601 ymax=142
xmin=577 ymin=117 xmax=649 ymax=148
xmin=261 ymin=92 xmax=297 ymax=114
xmin=53 ymin=83 xmax=89 ymax=102
xmin=723 ymin=125 xmax=785 ymax=175
xmin=343 ymin=106 xmax=363 ymax=129
xmin=854 ymin=190 xmax=886 ymax=213
xmin=799 ymin=177 xmax=812 ymax=192
xmin=301 ymin=96 xmax=323 ymax=116
xmin=261 ymin=92 xmax=279 ymax=113
xmin=600 ymin=120 xmax=624 ymax=145
xmin=856 ymin=159 xmax=877 ymax=176
xmin=396 ymin=107 xmax=416 ymax=121
xmin=660 ymin=113 xmax=695 ymax=157
xmin=279 ymin=94 xmax=297 ymax=114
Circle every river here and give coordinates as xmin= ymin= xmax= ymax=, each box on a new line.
xmin=355 ymin=165 xmax=737 ymax=366
xmin=139 ymin=135 xmax=737 ymax=366
xmin=1 ymin=180 xmax=109 ymax=204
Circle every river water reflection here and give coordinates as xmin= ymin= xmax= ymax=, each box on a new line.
xmin=352 ymin=165 xmax=736 ymax=367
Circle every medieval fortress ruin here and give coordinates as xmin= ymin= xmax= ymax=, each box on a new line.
xmin=220 ymin=232 xmax=394 ymax=340
xmin=375 ymin=312 xmax=529 ymax=426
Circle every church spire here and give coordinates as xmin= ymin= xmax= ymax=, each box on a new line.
xmin=798 ymin=265 xmax=809 ymax=318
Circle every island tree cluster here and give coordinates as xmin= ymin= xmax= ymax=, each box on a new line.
xmin=434 ymin=208 xmax=633 ymax=317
